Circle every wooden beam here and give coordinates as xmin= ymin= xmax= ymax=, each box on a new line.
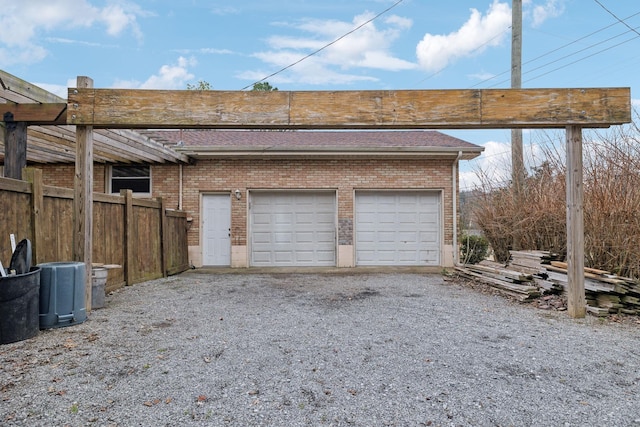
xmin=3 ymin=113 xmax=27 ymax=179
xmin=2 ymin=103 xmax=67 ymax=124
xmin=73 ymin=76 xmax=94 ymax=313
xmin=0 ymin=70 xmax=66 ymax=104
xmin=566 ymin=125 xmax=586 ymax=318
xmin=67 ymin=88 xmax=631 ymax=129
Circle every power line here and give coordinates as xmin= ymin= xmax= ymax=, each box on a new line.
xmin=487 ymin=25 xmax=640 ymax=87
xmin=594 ymin=0 xmax=640 ymax=37
xmin=240 ymin=0 xmax=405 ymax=90
xmin=469 ymin=10 xmax=640 ymax=88
xmin=522 ymin=32 xmax=640 ymax=84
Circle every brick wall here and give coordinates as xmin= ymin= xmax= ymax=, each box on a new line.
xmin=153 ymin=158 xmax=455 ymax=248
xmin=38 ymin=164 xmax=107 ymax=193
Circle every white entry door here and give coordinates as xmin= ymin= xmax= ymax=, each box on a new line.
xmin=202 ymin=194 xmax=231 ymax=266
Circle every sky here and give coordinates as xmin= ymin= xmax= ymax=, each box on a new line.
xmin=1 ymin=0 xmax=639 ymax=190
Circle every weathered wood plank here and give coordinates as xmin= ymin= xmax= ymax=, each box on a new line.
xmin=0 ymin=70 xmax=65 ymax=104
xmin=1 ymin=103 xmax=67 ymax=124
xmin=160 ymin=198 xmax=168 ymax=278
xmin=23 ymin=168 xmax=43 ymax=265
xmin=123 ymin=189 xmax=134 ymax=286
xmin=566 ymin=125 xmax=586 ymax=318
xmin=0 ymin=176 xmax=31 ymax=193
xmin=481 ymin=88 xmax=630 ymax=127
xmin=67 ymin=88 xmax=632 ymax=129
xmin=4 ymin=116 xmax=27 ymax=179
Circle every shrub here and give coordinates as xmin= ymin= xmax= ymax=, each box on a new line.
xmin=460 ymin=234 xmax=489 ymax=265
xmin=470 ymin=111 xmax=640 ymax=278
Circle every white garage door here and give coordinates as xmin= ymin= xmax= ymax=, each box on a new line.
xmin=250 ymin=192 xmax=336 ymax=266
xmin=356 ymin=191 xmax=441 ymax=266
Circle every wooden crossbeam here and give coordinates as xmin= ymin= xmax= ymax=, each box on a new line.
xmin=2 ymin=103 xmax=67 ymax=124
xmin=67 ymin=87 xmax=631 ymax=129
xmin=0 ymin=70 xmax=65 ymax=104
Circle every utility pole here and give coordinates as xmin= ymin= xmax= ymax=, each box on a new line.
xmin=511 ymin=0 xmax=524 ymax=250
xmin=511 ymin=0 xmax=524 ymax=189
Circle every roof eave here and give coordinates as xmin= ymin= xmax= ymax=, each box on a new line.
xmin=177 ymin=146 xmax=484 ymax=161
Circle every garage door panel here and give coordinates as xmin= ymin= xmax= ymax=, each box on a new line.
xmin=274 ymin=251 xmax=294 ymax=263
xmin=274 ymin=232 xmax=293 ymax=243
xmin=251 ymin=192 xmax=336 ymax=267
xmin=253 ymin=232 xmax=272 ymax=244
xmin=295 ymin=231 xmax=314 ymax=243
xmin=252 ymin=213 xmax=272 ymax=225
xmin=356 ymin=191 xmax=441 ymax=266
xmin=377 ymin=231 xmax=397 ymax=243
xmin=397 ymin=231 xmax=419 ymax=241
xmin=398 ymin=212 xmax=418 ymax=223
xmin=315 ymin=231 xmax=336 ymax=240
xmin=357 ymin=231 xmax=376 ymax=243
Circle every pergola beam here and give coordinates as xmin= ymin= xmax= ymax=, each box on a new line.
xmin=1 ymin=103 xmax=67 ymax=124
xmin=67 ymin=87 xmax=631 ymax=129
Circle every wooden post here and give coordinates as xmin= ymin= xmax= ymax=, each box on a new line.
xmin=566 ymin=125 xmax=586 ymax=318
xmin=160 ymin=197 xmax=168 ymax=278
xmin=22 ymin=168 xmax=43 ymax=265
xmin=73 ymin=76 xmax=94 ymax=312
xmin=3 ymin=112 xmax=27 ymax=179
xmin=122 ymin=189 xmax=134 ymax=286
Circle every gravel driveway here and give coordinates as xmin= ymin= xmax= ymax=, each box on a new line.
xmin=1 ymin=270 xmax=639 ymax=426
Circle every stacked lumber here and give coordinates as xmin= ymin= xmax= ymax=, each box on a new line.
xmin=455 ymin=260 xmax=541 ymax=302
xmin=544 ymin=261 xmax=640 ymax=316
xmin=455 ymin=250 xmax=640 ymax=316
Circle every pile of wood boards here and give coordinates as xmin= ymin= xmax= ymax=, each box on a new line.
xmin=455 ymin=250 xmax=640 ymax=316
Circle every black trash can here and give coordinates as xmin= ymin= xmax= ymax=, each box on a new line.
xmin=0 ymin=267 xmax=41 ymax=344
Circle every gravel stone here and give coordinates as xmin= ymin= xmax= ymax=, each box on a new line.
xmin=1 ymin=271 xmax=639 ymax=426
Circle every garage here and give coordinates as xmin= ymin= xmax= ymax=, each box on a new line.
xmin=250 ymin=191 xmax=336 ymax=266
xmin=355 ymin=191 xmax=441 ymax=266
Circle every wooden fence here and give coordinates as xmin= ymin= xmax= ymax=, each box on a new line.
xmin=0 ymin=170 xmax=189 ymax=292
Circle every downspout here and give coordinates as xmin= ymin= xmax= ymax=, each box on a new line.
xmin=452 ymin=151 xmax=463 ymax=265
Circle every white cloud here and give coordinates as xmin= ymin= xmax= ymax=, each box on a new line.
xmin=112 ymin=57 xmax=196 ymax=89
xmin=416 ymin=0 xmax=511 ymax=72
xmin=468 ymin=71 xmax=497 ymax=81
xmin=0 ymin=0 xmax=148 ymax=65
xmin=529 ymin=0 xmax=565 ymax=28
xmin=243 ymin=12 xmax=415 ymax=86
xmin=100 ymin=2 xmax=145 ymax=41
xmin=210 ymin=6 xmax=239 ymax=16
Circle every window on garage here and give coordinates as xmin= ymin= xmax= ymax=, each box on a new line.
xmin=109 ymin=165 xmax=151 ymax=196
